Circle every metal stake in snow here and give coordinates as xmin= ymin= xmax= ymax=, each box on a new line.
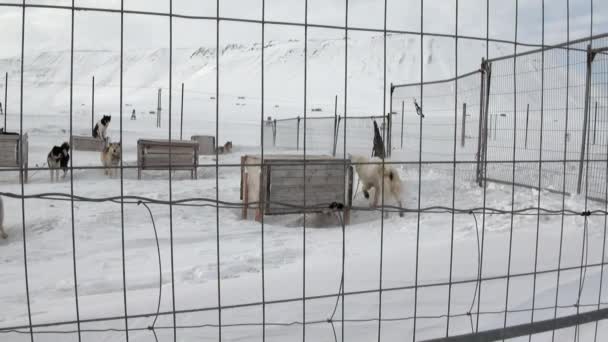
xmin=91 ymin=76 xmax=95 ymax=133
xmin=157 ymin=88 xmax=162 ymax=128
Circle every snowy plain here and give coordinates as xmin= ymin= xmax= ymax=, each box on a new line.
xmin=0 ymin=4 xmax=606 ymax=338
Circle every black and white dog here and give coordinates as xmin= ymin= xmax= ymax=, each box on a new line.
xmin=93 ymin=115 xmax=111 ymax=141
xmin=47 ymin=142 xmax=70 ymax=181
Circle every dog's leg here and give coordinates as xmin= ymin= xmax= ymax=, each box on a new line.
xmin=0 ymin=226 xmax=6 ymax=239
xmin=392 ymin=188 xmax=404 ymax=217
xmin=372 ymin=186 xmax=379 ymax=208
xmin=362 ymin=183 xmax=371 ymax=200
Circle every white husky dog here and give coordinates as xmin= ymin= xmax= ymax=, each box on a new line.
xmin=350 ymin=154 xmax=404 ymax=217
xmin=0 ymin=196 xmax=6 ymax=239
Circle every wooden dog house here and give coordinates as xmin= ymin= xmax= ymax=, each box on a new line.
xmin=240 ymin=154 xmax=353 ymax=224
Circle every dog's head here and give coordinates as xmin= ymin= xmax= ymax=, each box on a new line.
xmin=224 ymin=141 xmax=233 ymax=151
xmin=60 ymin=142 xmax=70 ymax=154
xmin=101 ymin=115 xmax=112 ymax=125
xmin=107 ymin=142 xmax=121 ymax=157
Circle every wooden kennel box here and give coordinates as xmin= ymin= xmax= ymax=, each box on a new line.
xmin=191 ymin=135 xmax=216 ymax=155
xmin=0 ymin=133 xmax=28 ymax=183
xmin=72 ymin=135 xmax=105 ymax=151
xmin=240 ymin=154 xmax=353 ymax=224
xmin=137 ymin=139 xmax=199 ymax=179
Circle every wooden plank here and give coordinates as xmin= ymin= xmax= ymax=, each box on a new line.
xmin=269 ymin=168 xmax=346 ymax=179
xmin=72 ymin=136 xmax=105 ymax=151
xmin=270 ymin=175 xmax=346 ymax=186
xmin=191 ymin=135 xmax=216 ymax=155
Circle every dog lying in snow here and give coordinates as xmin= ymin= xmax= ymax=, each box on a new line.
xmin=350 ymin=154 xmax=404 ymax=217
xmin=0 ymin=195 xmax=6 ymax=239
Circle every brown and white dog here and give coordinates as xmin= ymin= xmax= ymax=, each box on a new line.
xmin=101 ymin=142 xmax=121 ymax=177
xmin=216 ymin=141 xmax=233 ymax=154
xmin=350 ymin=154 xmax=404 ymax=217
xmin=0 ymin=195 xmax=6 ymax=239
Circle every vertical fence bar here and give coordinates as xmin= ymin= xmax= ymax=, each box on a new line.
xmin=260 ymin=1 xmax=267 ymax=340
xmin=4 ymin=71 xmax=7 ymax=130
xmin=167 ymin=1 xmax=178 ymax=339
xmin=157 ymin=88 xmax=162 ymax=128
xmin=412 ymin=0 xmax=424 ymax=338
xmin=577 ymin=45 xmax=593 ymax=194
xmin=180 ymin=82 xmax=184 ymax=140
xmin=302 ymin=1 xmax=309 ymax=340
xmin=552 ymin=3 xmax=570 ymax=341
xmin=214 ymin=0 xmax=222 ymax=341
xmin=118 ymin=1 xmax=129 ymax=340
xmin=525 ymin=103 xmax=529 ymax=149
xmin=18 ymin=1 xmax=34 ymax=341
xmin=504 ymin=1 xmax=519 ymax=339
xmin=68 ymin=1 xmax=82 ymax=340
xmin=333 ymin=95 xmax=338 ymax=156
xmin=446 ymin=0 xmax=459 ymax=334
xmin=476 ymin=67 xmax=486 ymax=186
xmin=91 ymin=76 xmax=95 ymax=133
xmin=341 ymin=1 xmax=348 ymax=340
xmin=529 ymin=2 xmax=545 ymax=338
xmin=593 ymin=101 xmax=598 ymax=144
xmin=378 ymin=0 xmax=388 ymax=340
xmin=461 ymin=102 xmax=467 ymax=147
xmin=400 ymin=100 xmax=404 ymax=149
xmin=273 ymin=119 xmax=277 ymax=147
xmin=296 ymin=117 xmax=300 ymax=150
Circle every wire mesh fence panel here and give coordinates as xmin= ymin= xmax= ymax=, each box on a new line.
xmin=483 ymin=40 xmax=590 ymax=196
xmin=581 ymin=38 xmax=608 ymax=201
xmin=2 ymin=1 xmax=608 ymax=342
xmin=334 ymin=115 xmax=391 ymax=156
xmin=391 ymin=71 xmax=482 ymax=180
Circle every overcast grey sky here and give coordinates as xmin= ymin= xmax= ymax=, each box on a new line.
xmin=0 ymin=0 xmax=606 ymax=58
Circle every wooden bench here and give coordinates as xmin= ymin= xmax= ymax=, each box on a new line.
xmin=72 ymin=135 xmax=105 ymax=151
xmin=240 ymin=154 xmax=353 ymax=224
xmin=137 ymin=139 xmax=199 ymax=179
xmin=0 ymin=133 xmax=28 ymax=183
xmin=191 ymin=135 xmax=216 ymax=155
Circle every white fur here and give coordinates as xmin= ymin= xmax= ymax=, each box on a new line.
xmin=351 ymin=154 xmax=404 ymax=217
xmin=101 ymin=143 xmax=121 ymax=177
xmin=0 ymin=195 xmax=6 ymax=239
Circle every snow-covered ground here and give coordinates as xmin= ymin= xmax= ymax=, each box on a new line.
xmin=0 ymin=108 xmax=608 ymax=342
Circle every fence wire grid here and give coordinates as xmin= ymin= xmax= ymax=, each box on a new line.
xmin=0 ymin=1 xmax=608 ymax=342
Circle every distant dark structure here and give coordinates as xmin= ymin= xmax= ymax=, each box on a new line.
xmin=371 ymin=120 xmax=385 ymax=159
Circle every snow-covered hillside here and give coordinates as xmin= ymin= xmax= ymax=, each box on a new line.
xmin=0 ymin=34 xmax=507 ymax=121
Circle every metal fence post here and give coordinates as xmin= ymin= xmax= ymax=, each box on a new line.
xmin=401 ymin=101 xmax=404 ymax=149
xmin=296 ymin=116 xmax=300 ymax=151
xmin=476 ymin=63 xmax=486 ymax=186
xmin=4 ymin=72 xmax=7 ymax=131
xmin=332 ymin=95 xmax=338 ymax=156
xmin=525 ymin=104 xmax=529 ymax=149
xmin=273 ymin=119 xmax=277 ymax=147
xmin=593 ymin=101 xmax=598 ymax=145
xmin=577 ymin=45 xmax=594 ymax=194
xmin=461 ymin=102 xmax=466 ymax=147
xmin=180 ymin=82 xmax=184 ymax=140
xmin=91 ymin=76 xmax=95 ymax=134
xmin=157 ymin=88 xmax=162 ymax=128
